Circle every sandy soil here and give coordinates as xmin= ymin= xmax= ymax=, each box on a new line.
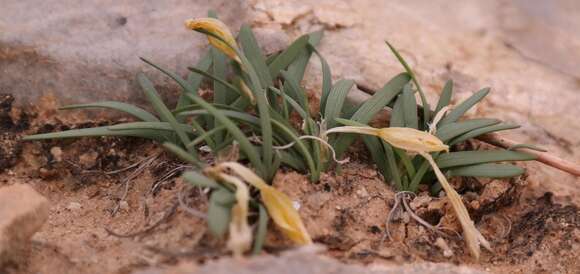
xmin=0 ymin=94 xmax=578 ymax=274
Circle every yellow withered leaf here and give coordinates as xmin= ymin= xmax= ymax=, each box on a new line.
xmin=326 ymin=126 xmax=489 ymax=259
xmin=217 ymin=162 xmax=312 ymax=245
xmin=205 ymin=169 xmax=252 ymax=258
xmin=185 ymin=18 xmax=241 ymax=63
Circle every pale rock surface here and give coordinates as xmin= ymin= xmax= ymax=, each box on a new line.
xmin=0 ymin=184 xmax=50 ymax=266
xmin=134 ymin=246 xmax=486 ymax=274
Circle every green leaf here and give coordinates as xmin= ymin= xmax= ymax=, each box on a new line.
xmin=211 ymin=47 xmax=229 ymax=104
xmin=162 ymin=142 xmax=203 ymax=168
xmin=280 ymin=70 xmax=309 ymax=109
xmin=450 ymin=123 xmax=520 ymax=145
xmin=333 ymin=73 xmax=411 ymax=156
xmin=436 ymin=118 xmax=499 ymax=142
xmin=138 ymin=73 xmax=193 ymax=152
xmin=436 ymin=150 xmax=536 ymax=169
xmin=435 ymin=80 xmax=453 ymax=114
xmin=439 ymin=87 xmax=490 ymax=125
xmin=239 ymin=24 xmax=273 ymax=87
xmin=335 ymin=118 xmax=392 ymax=183
xmin=268 ymin=35 xmax=309 ymax=79
xmin=182 ymin=171 xmax=220 ymax=189
xmin=186 ymin=126 xmax=227 ymax=149
xmin=385 ymin=41 xmax=430 ymax=125
xmin=310 ymin=45 xmax=333 ymax=112
xmin=350 ymin=73 xmax=411 ymax=123
xmin=324 ymin=79 xmax=354 ymax=128
xmin=23 ymin=126 xmax=168 ymax=141
xmin=402 ymin=83 xmax=418 ymax=129
xmin=186 ymin=66 xmax=241 ymax=95
xmin=382 ymin=141 xmax=403 ymax=190
xmin=252 ymin=204 xmax=269 ymax=255
xmin=268 ymin=87 xmax=310 ymax=121
xmin=185 ymin=94 xmax=265 ymax=176
xmin=448 ymin=163 xmax=525 ymax=178
xmin=60 ymin=101 xmax=159 ymax=122
xmin=390 ymin=95 xmax=405 ymax=127
xmin=208 ymin=189 xmax=234 ymax=236
xmin=108 ymin=122 xmax=194 ymax=133
xmin=180 ymin=52 xmax=212 ymax=109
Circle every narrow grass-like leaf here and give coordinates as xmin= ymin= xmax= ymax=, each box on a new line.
xmin=448 ymin=163 xmax=525 ymax=178
xmin=350 ymin=73 xmax=410 ymax=123
xmin=395 ymin=148 xmax=416 ymax=178
xmin=437 ymin=150 xmax=536 ymax=169
xmin=179 ymin=52 xmax=212 ymax=109
xmin=386 ymin=41 xmax=430 ymax=125
xmin=208 ymin=189 xmax=234 ymax=236
xmin=268 ymin=35 xmax=309 ymax=79
xmin=383 ymin=141 xmax=403 ymax=190
xmin=310 ymin=45 xmax=333 ymax=112
xmin=183 ymin=170 xmax=220 ymax=189
xmin=285 ymin=30 xmax=323 ymax=84
xmin=390 ymin=95 xmax=405 ymax=127
xmin=108 ymin=122 xmax=194 ymax=133
xmin=335 ymin=118 xmax=393 ymax=184
xmin=211 ymin=47 xmax=229 ymax=103
xmin=252 ymin=205 xmax=269 ymax=255
xmin=280 ymin=70 xmax=309 ymax=109
xmin=239 ymin=24 xmax=273 ymax=87
xmin=138 ymin=73 xmax=193 ymax=152
xmin=333 ymin=73 xmax=410 ymax=156
xmin=324 ymin=79 xmax=354 ymax=128
xmin=186 ymin=66 xmax=241 ymax=95
xmin=435 ymin=80 xmax=453 ymax=114
xmin=402 ymin=83 xmax=418 ymax=129
xmin=23 ymin=126 xmax=168 ymax=141
xmin=451 ymin=123 xmax=520 ymax=145
xmin=436 ymin=119 xmax=500 ymax=142
xmin=439 ymin=88 xmax=490 ymax=126
xmin=60 ymin=101 xmax=159 ymax=122
xmin=162 ymin=142 xmax=203 ymax=168
xmin=185 ymin=94 xmax=265 ymax=176
xmin=186 ymin=126 xmax=227 ymax=149
xmin=268 ymin=87 xmax=309 ymax=121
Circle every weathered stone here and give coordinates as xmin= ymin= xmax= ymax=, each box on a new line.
xmin=0 ymin=0 xmax=253 ymax=106
xmin=133 ymin=246 xmax=486 ymax=274
xmin=0 ymin=184 xmax=50 ymax=266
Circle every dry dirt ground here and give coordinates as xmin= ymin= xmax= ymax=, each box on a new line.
xmin=0 ymin=94 xmax=578 ymax=274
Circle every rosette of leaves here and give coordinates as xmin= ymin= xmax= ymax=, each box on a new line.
xmin=333 ymin=42 xmax=537 ymax=193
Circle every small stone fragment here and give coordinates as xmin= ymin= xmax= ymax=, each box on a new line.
xmin=50 ymin=146 xmax=63 ymax=162
xmin=66 ymin=202 xmax=82 ymax=211
xmin=0 ymin=184 xmax=50 ymax=266
xmin=435 ymin=237 xmax=454 ymax=258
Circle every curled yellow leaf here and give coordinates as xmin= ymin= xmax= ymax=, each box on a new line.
xmin=217 ymin=162 xmax=312 ymax=245
xmin=205 ymin=169 xmax=252 ymax=258
xmin=185 ymin=18 xmax=240 ymax=63
xmin=326 ymin=126 xmax=448 ymax=154
xmin=326 ymin=126 xmax=489 ymax=259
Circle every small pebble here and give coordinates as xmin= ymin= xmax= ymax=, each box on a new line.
xmin=292 ymin=200 xmax=301 ymax=210
xmin=66 ymin=202 xmax=82 ymax=211
xmin=50 ymin=147 xmax=63 ymax=162
xmin=119 ymin=200 xmax=129 ymax=211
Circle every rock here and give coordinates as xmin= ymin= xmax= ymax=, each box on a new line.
xmin=49 ymin=146 xmax=63 ymax=162
xmin=0 ymin=0 xmax=293 ymax=108
xmin=133 ymin=245 xmax=485 ymax=274
xmin=0 ymin=184 xmax=50 ymax=266
xmin=66 ymin=202 xmax=82 ymax=211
